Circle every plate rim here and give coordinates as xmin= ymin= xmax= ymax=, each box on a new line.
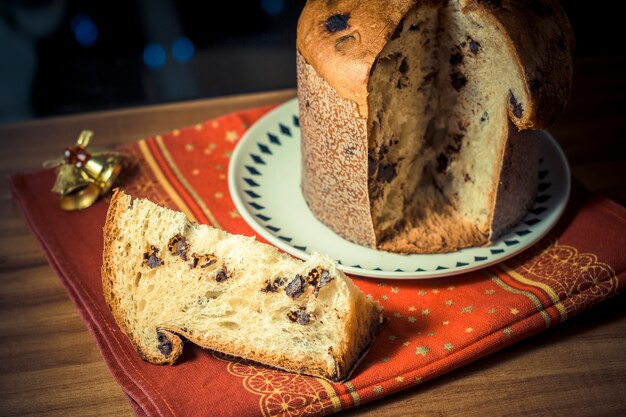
xmin=228 ymin=98 xmax=571 ymax=279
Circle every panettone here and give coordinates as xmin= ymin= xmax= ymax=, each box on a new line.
xmin=296 ymin=0 xmax=574 ymax=253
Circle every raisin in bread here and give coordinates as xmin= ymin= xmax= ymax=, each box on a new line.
xmin=101 ymin=190 xmax=383 ymax=381
xmin=296 ymin=0 xmax=574 ymax=253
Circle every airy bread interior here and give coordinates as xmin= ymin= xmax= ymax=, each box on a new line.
xmin=368 ymin=1 xmax=532 ymax=252
xmin=102 ymin=190 xmax=382 ymax=381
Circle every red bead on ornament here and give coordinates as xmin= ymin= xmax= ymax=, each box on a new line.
xmin=64 ymin=145 xmax=91 ymax=168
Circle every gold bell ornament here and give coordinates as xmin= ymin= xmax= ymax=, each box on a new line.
xmin=44 ymin=130 xmax=126 ymax=210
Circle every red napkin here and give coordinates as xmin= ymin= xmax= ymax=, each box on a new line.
xmin=10 ymin=105 xmax=626 ymax=417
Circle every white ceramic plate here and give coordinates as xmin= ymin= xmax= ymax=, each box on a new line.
xmin=228 ymin=98 xmax=570 ymax=279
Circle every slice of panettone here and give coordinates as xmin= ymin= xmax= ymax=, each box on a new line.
xmin=101 ymin=189 xmax=383 ymax=381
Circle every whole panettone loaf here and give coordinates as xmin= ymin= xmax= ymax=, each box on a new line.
xmin=102 ymin=190 xmax=382 ymax=381
xmin=296 ymin=0 xmax=574 ymax=253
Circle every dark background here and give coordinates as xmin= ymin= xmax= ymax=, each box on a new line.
xmin=0 ymin=0 xmax=621 ymax=124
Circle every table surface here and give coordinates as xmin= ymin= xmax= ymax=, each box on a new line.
xmin=1 ymin=54 xmax=625 ymax=417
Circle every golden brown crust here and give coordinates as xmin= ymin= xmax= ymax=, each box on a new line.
xmin=296 ymin=0 xmax=417 ymax=116
xmin=378 ymin=211 xmax=489 ymax=254
xmin=168 ymin=328 xmax=338 ymax=380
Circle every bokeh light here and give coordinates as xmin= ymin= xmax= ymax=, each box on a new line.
xmin=143 ymin=43 xmax=167 ymax=69
xmin=171 ymin=37 xmax=195 ymax=62
xmin=70 ymin=13 xmax=98 ymax=48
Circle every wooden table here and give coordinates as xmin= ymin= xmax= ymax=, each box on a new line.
xmin=1 ymin=55 xmax=625 ymax=417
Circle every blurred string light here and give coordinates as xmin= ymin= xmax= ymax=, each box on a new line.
xmin=261 ymin=0 xmax=284 ymax=16
xmin=70 ymin=13 xmax=98 ymax=48
xmin=143 ymin=43 xmax=167 ymax=69
xmin=171 ymin=37 xmax=195 ymax=62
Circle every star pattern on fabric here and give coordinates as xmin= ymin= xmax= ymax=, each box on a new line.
xmin=225 ymin=130 xmax=239 ymax=142
xmin=229 ymin=210 xmax=240 ymax=218
xmin=373 ymin=386 xmax=384 ymax=395
xmin=415 ymin=346 xmax=430 ymax=356
xmin=407 ymin=316 xmax=417 ymax=323
xmin=503 ymin=327 xmax=513 ymax=336
xmin=461 ymin=305 xmax=475 ymax=313
xmin=203 ymin=143 xmax=218 ymax=156
xmin=388 ymin=335 xmax=397 ymax=341
xmin=444 ymin=343 xmax=454 ymax=351
xmin=465 ymin=327 xmax=474 ymax=333
xmin=408 ymin=306 xmax=416 ymax=312
xmin=391 ymin=286 xmax=400 ymax=294
xmin=185 ymin=143 xmax=194 ymax=152
xmin=396 ymin=376 xmax=405 ymax=383
xmin=445 ymin=299 xmax=454 ymax=306
xmin=510 ymin=308 xmax=520 ymax=315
